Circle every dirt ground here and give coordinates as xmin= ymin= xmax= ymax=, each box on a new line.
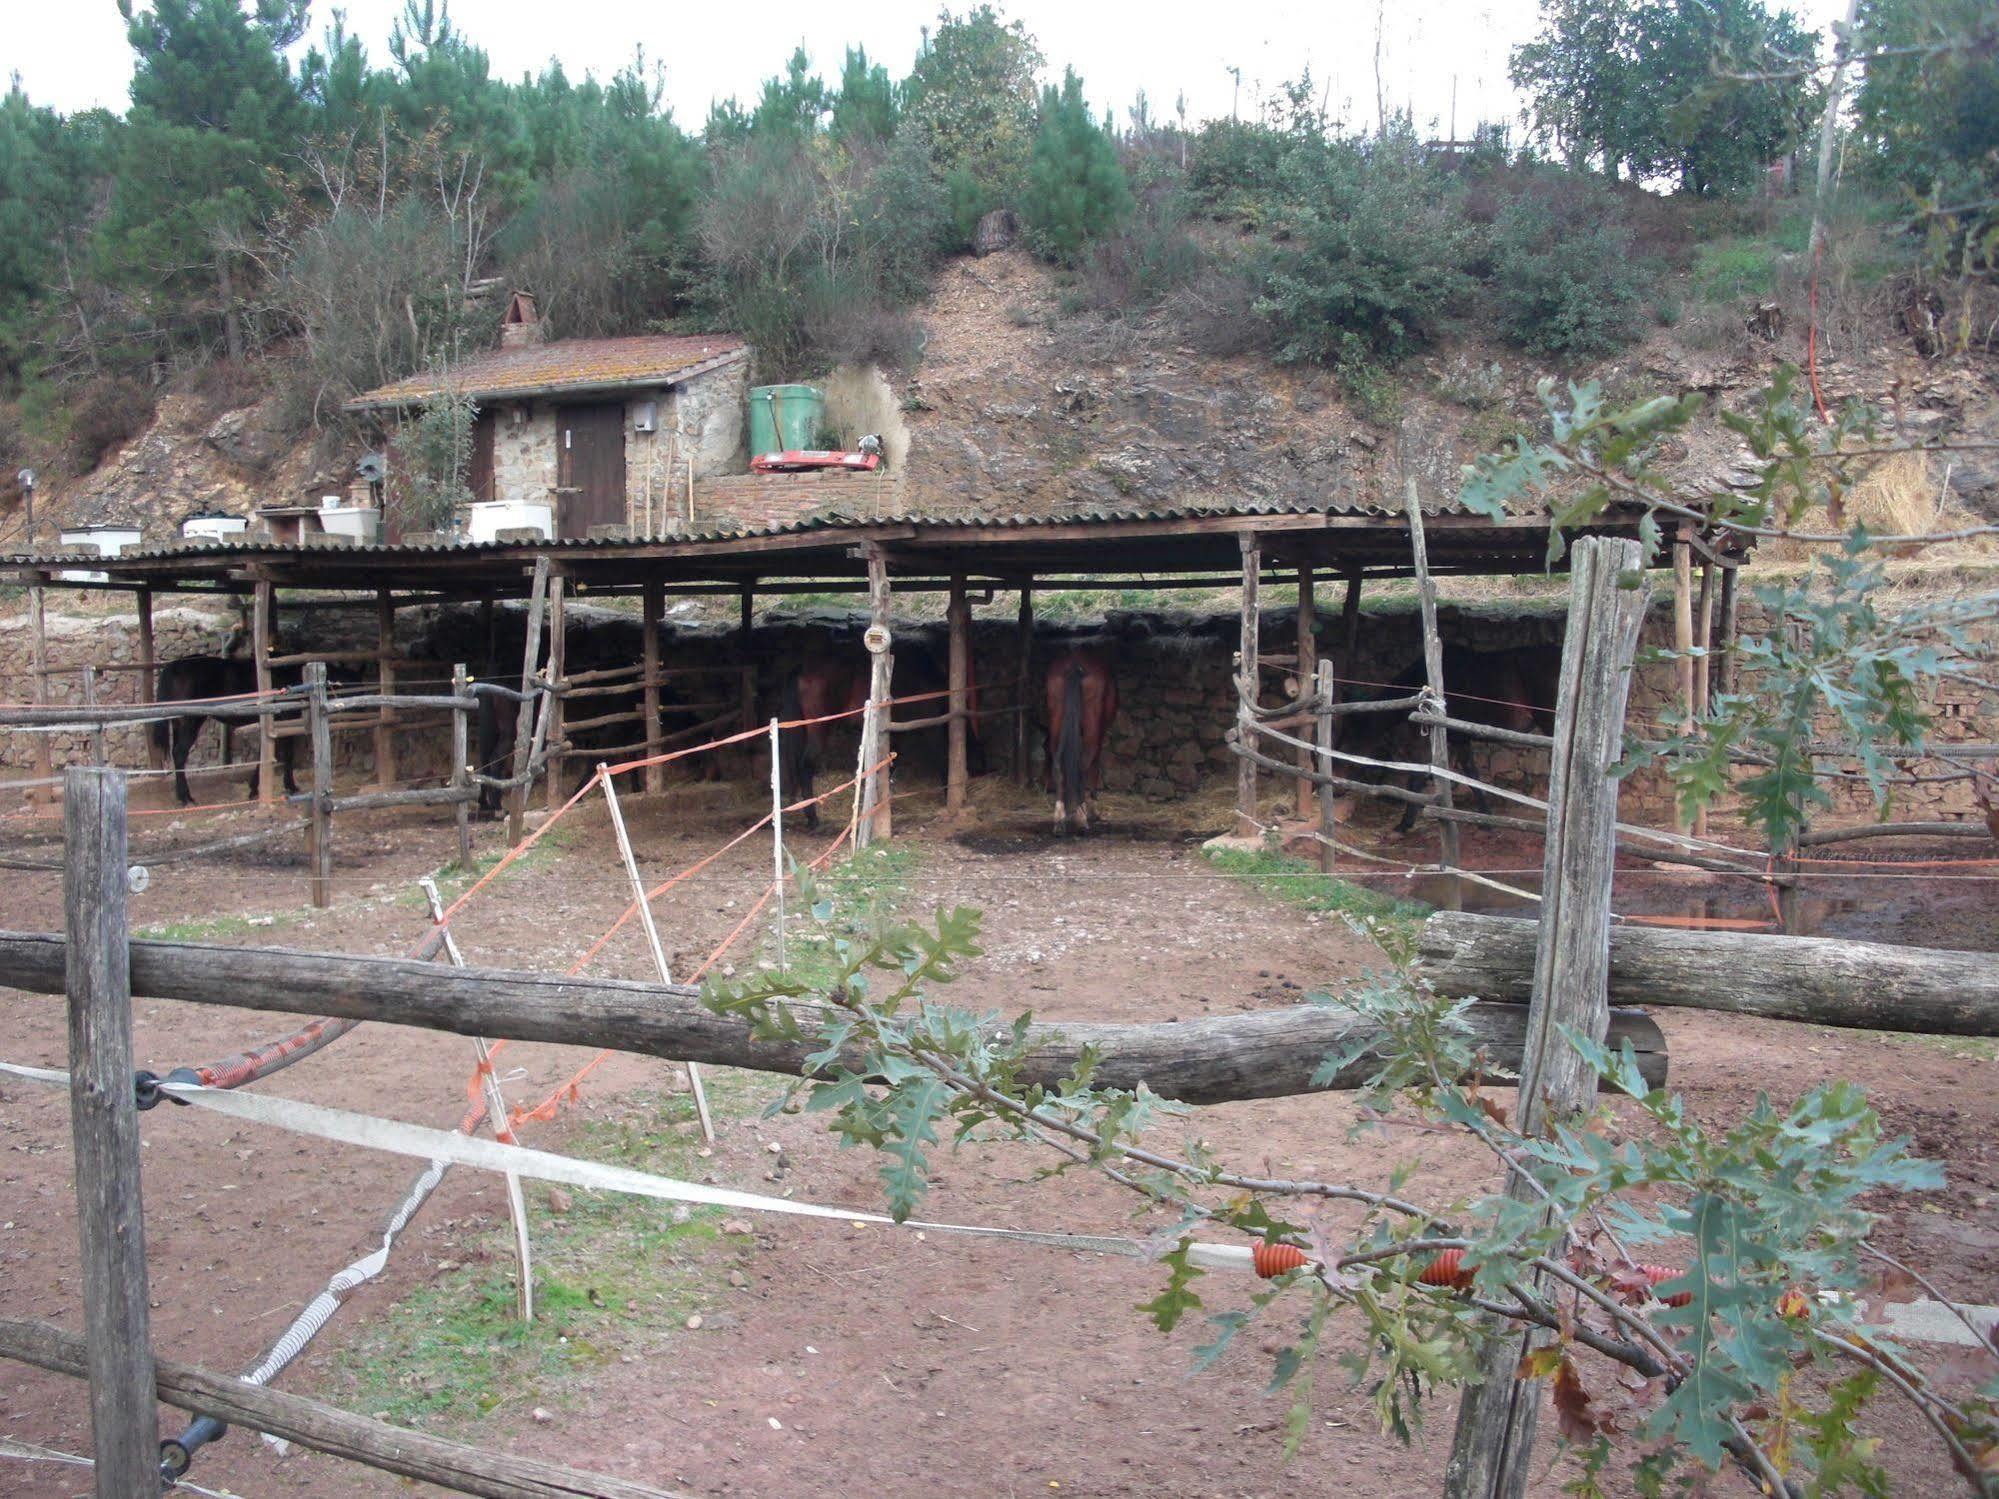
xmin=1 ymin=774 xmax=1995 ymax=1498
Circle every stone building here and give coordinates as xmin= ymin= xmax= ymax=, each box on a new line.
xmin=348 ymin=293 xmax=749 ymax=539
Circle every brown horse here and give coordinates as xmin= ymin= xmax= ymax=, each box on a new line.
xmin=1043 ymin=647 xmax=1118 ymax=835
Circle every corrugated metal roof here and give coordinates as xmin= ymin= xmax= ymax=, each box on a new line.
xmin=4 ymin=497 xmax=1437 ymax=568
xmin=346 ymin=336 xmax=747 ymax=411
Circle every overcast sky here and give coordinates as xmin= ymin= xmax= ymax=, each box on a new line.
xmin=5 ymin=0 xmax=1849 ymax=137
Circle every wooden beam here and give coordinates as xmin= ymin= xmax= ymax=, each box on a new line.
xmin=1294 ymin=564 xmax=1316 ymax=821
xmin=543 ymin=575 xmax=567 ymax=813
xmin=641 ymin=579 xmax=665 ymax=795
xmin=1444 ymin=535 xmax=1648 ymax=1499
xmin=1013 ymin=585 xmax=1034 ymax=787
xmin=1315 ymin=658 xmax=1337 ymax=874
xmin=452 ymin=663 xmax=473 ymax=869
xmin=1404 ymin=482 xmax=1459 ymax=904
xmin=137 ymin=587 xmax=163 ymax=772
xmin=1236 ymin=534 xmax=1260 ymax=837
xmin=946 ymin=572 xmax=969 ymax=811
xmin=0 ymin=1318 xmax=683 ymax=1499
xmin=1715 ymin=562 xmax=1740 ymax=698
xmin=62 ymin=769 xmax=159 ymax=1496
xmin=507 ymin=559 xmax=550 ymax=843
xmin=306 ymin=662 xmax=333 ymax=909
xmin=28 ymin=573 xmax=53 ymax=798
xmin=862 ymin=544 xmax=893 ymax=843
xmin=0 ymin=931 xmax=1669 ymax=1105
xmin=1419 ymin=910 xmax=1999 ymax=1035
xmin=253 ymin=578 xmax=276 ymax=806
xmin=374 ymin=587 xmax=397 ymax=791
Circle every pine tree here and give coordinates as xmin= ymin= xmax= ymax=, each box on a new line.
xmin=1023 ymin=69 xmax=1132 ymax=264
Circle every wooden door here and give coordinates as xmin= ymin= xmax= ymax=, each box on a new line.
xmin=556 ymin=403 xmax=626 ymax=538
xmin=468 ymin=410 xmax=496 ymax=502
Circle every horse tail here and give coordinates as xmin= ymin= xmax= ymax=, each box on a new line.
xmin=1057 ymin=662 xmax=1085 ymax=817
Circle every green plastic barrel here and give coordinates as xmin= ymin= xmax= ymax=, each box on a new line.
xmin=748 ymin=384 xmax=826 ymax=456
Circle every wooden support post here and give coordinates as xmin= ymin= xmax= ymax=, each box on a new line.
xmin=736 ymin=581 xmax=756 ymax=779
xmin=946 ymin=572 xmax=969 ymax=812
xmin=1294 ymin=564 xmax=1317 ymax=821
xmin=1672 ymin=532 xmax=1695 ymax=831
xmin=374 ymin=588 xmax=397 ymax=791
xmin=62 ymin=767 xmax=161 ymax=1496
xmin=1339 ymin=570 xmax=1363 ymax=679
xmin=863 ymin=544 xmax=894 ymax=843
xmin=253 ymin=578 xmax=276 ymax=806
xmin=1715 ymin=563 xmax=1740 ymax=698
xmin=542 ymin=576 xmax=567 ymax=813
xmin=28 ymin=574 xmax=53 ymax=798
xmin=1443 ymin=536 xmax=1648 ymax=1499
xmin=507 ymin=559 xmax=550 ymax=845
xmin=451 ymin=664 xmax=473 ymax=870
xmin=1315 ymin=658 xmax=1337 ymax=874
xmin=82 ymin=666 xmax=106 ymax=767
xmin=1693 ymin=559 xmax=1715 ymax=838
xmin=1235 ymin=533 xmax=1260 ymax=837
xmin=642 ymin=578 xmax=665 ymax=796
xmin=137 ymin=588 xmax=163 ymax=772
xmin=1404 ymin=480 xmax=1459 ymax=903
xmin=1013 ymin=585 xmax=1034 ymax=786
xmin=306 ymin=661 xmax=333 ymax=909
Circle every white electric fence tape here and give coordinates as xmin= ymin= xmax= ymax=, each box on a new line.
xmin=0 ymin=1061 xmax=1256 ymax=1274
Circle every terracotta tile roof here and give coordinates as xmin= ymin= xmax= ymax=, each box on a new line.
xmin=346 ymin=334 xmax=747 ymax=411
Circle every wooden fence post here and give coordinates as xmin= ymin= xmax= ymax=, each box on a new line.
xmin=1315 ymin=658 xmax=1337 ymax=874
xmin=28 ymin=573 xmax=54 ymax=799
xmin=137 ymin=588 xmax=163 ymax=773
xmin=542 ymin=576 xmax=567 ymax=813
xmin=506 ymin=559 xmax=550 ymax=845
xmin=1715 ymin=563 xmax=1740 ymax=698
xmin=863 ymin=544 xmax=894 ymax=843
xmin=1295 ymin=563 xmax=1317 ymax=821
xmin=252 ymin=578 xmax=277 ymax=806
xmin=946 ymin=572 xmax=969 ymax=812
xmin=1404 ymin=480 xmax=1459 ymax=903
xmin=374 ymin=588 xmax=397 ymax=792
xmin=1442 ymin=535 xmax=1648 ymax=1499
xmin=450 ymin=663 xmax=473 ymax=870
xmin=1013 ymin=585 xmax=1034 ymax=786
xmin=641 ymin=578 xmax=665 ymax=796
xmin=83 ymin=666 xmax=106 ymax=767
xmin=306 ymin=661 xmax=332 ymax=909
xmin=1235 ymin=533 xmax=1260 ymax=837
xmin=63 ymin=767 xmax=161 ymax=1495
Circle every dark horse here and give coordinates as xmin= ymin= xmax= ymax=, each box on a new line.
xmin=474 ymin=687 xmax=521 ymax=817
xmin=777 ymin=645 xmax=981 ymax=830
xmin=152 ymin=654 xmax=301 ymax=805
xmin=1372 ymin=645 xmax=1561 ymax=831
xmin=1043 ymin=646 xmax=1118 ymax=835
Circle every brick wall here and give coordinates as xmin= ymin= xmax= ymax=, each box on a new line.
xmin=692 ymin=470 xmax=908 ymax=533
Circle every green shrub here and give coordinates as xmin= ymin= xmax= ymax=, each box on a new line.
xmin=1692 ymin=238 xmax=1779 ymax=302
xmin=1490 ymin=174 xmax=1652 ymax=360
xmin=1246 ymin=128 xmax=1477 ymax=364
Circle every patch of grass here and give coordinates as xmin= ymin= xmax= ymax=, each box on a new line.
xmin=1691 ymin=238 xmax=1779 ymax=302
xmin=326 ymin=1086 xmax=752 ymax=1429
xmin=1202 ymin=843 xmax=1431 ymax=943
xmin=136 ymin=910 xmax=298 ymax=941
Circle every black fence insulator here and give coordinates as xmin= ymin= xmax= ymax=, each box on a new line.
xmin=133 ymin=1067 xmax=199 ymax=1111
xmin=159 ymin=1415 xmax=228 ymax=1480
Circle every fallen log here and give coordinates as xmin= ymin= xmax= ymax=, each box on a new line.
xmin=0 ymin=1317 xmax=681 ymax=1499
xmin=0 ymin=930 xmax=1667 ymax=1103
xmin=1415 ymin=910 xmax=1999 ymax=1036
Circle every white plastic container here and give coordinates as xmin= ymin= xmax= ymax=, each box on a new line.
xmin=466 ymin=499 xmax=554 ymax=543
xmin=56 ymin=523 xmax=143 ymax=582
xmin=317 ymin=496 xmax=382 ymax=544
xmin=182 ymin=512 xmax=249 ymax=543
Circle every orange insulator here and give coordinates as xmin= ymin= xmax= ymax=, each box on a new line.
xmin=1253 ymin=1241 xmax=1311 ymax=1278
xmin=1417 ymin=1249 xmax=1476 ymax=1290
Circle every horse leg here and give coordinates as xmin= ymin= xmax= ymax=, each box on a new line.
xmin=171 ymin=717 xmax=197 ymax=805
xmin=1456 ymin=739 xmax=1491 ymax=815
xmin=281 ymin=732 xmax=300 ymax=797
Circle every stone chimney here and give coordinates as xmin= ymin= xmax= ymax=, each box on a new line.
xmin=500 ymin=290 xmax=543 ymax=349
